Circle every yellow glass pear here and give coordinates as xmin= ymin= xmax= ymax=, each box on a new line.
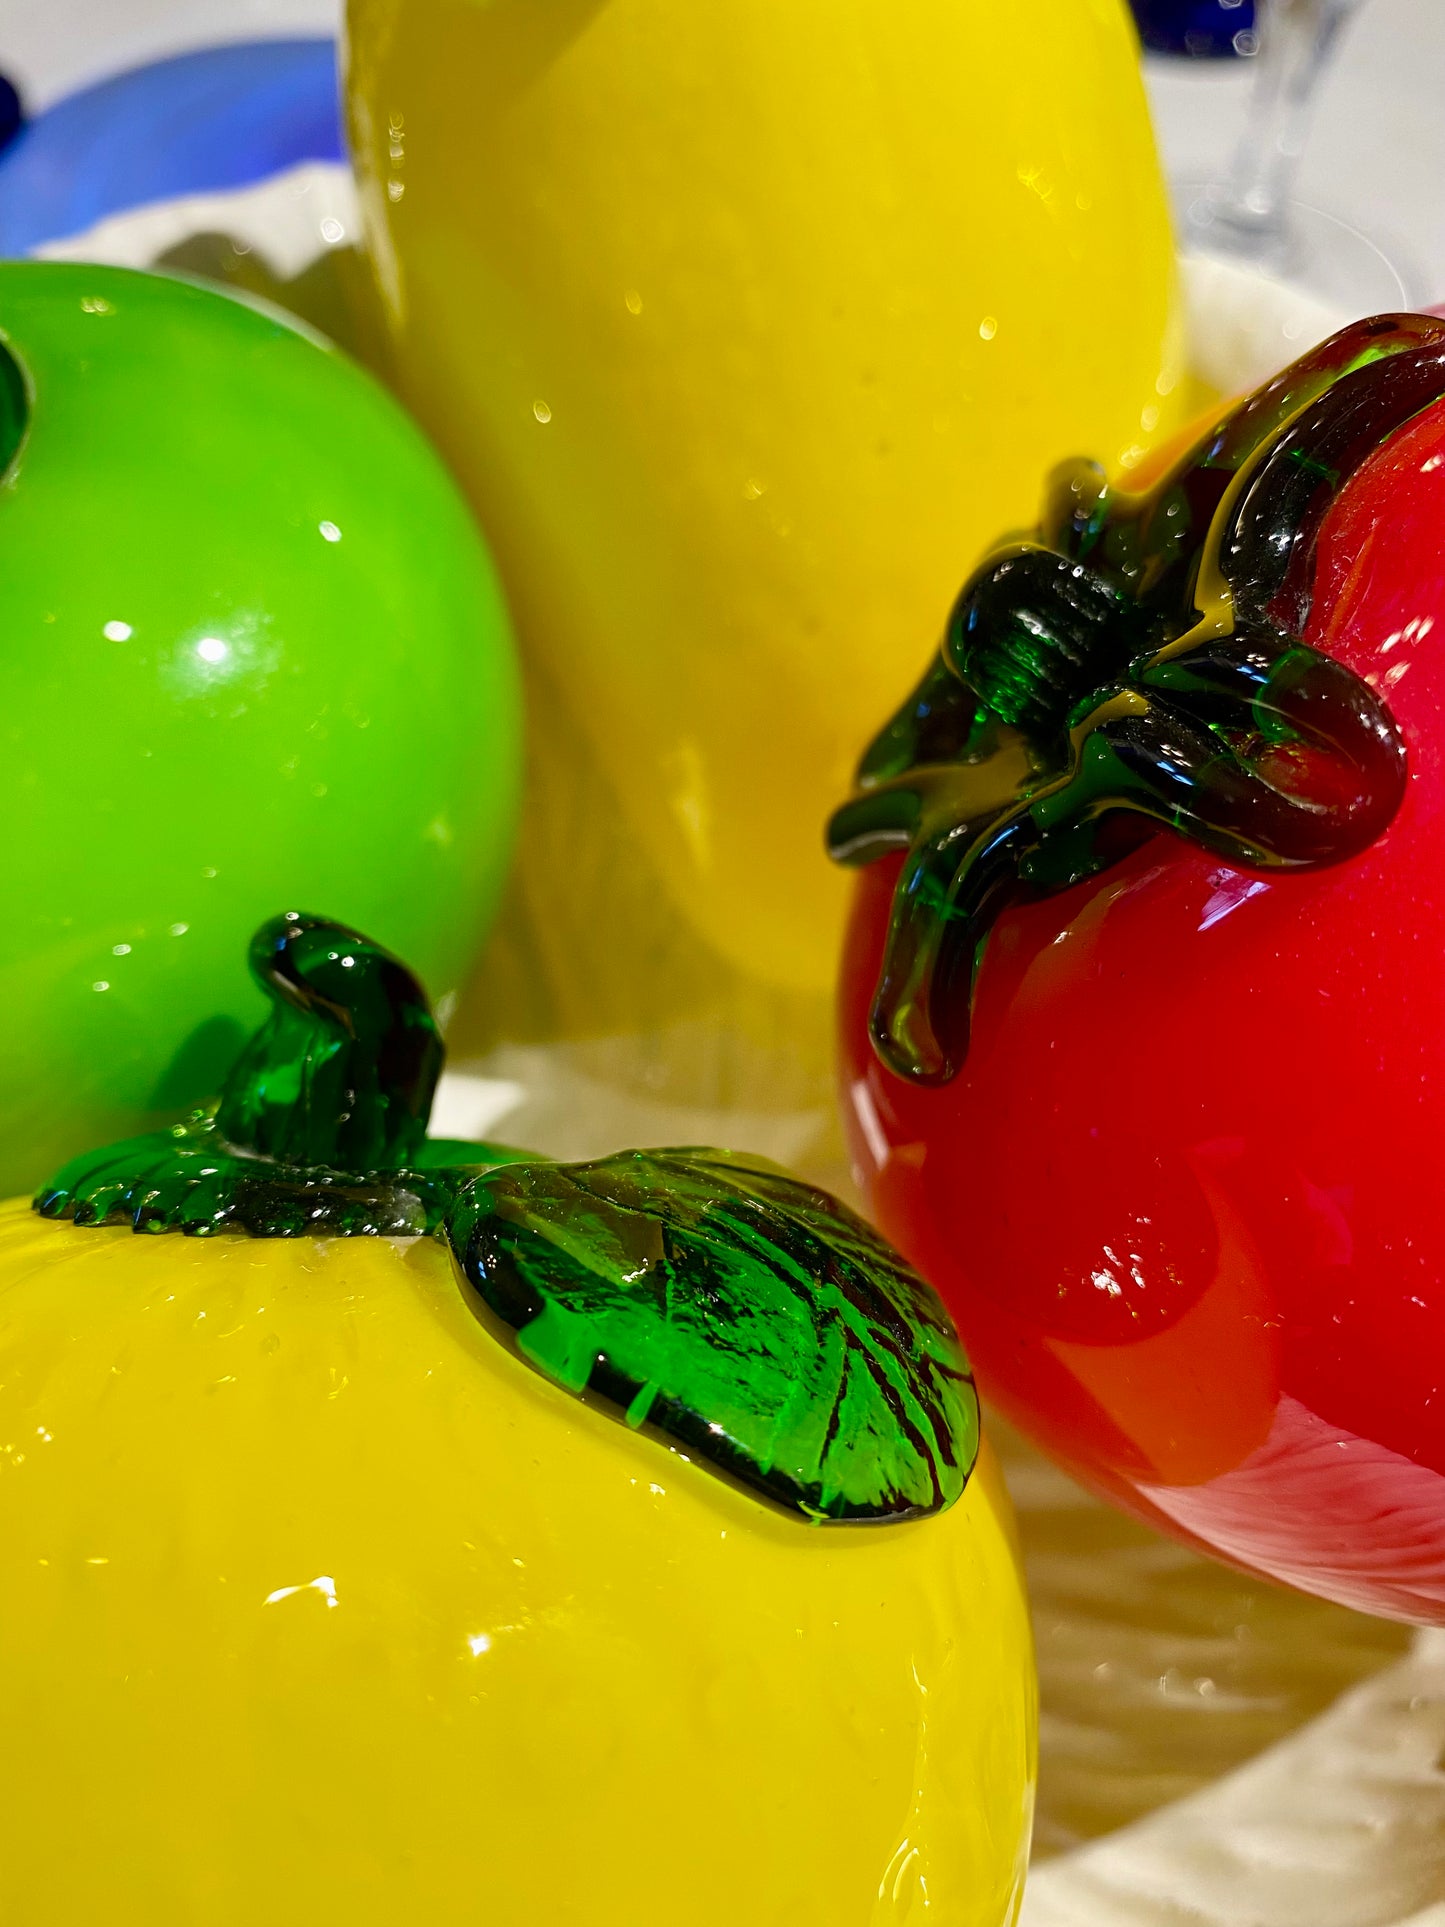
xmin=345 ymin=0 xmax=1187 ymax=1023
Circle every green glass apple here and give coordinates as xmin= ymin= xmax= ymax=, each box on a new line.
xmin=0 ymin=262 xmax=521 ymax=1194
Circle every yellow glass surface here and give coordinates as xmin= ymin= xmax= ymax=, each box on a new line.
xmin=0 ymin=1198 xmax=1036 ymax=1925
xmin=345 ymin=0 xmax=1187 ymax=1016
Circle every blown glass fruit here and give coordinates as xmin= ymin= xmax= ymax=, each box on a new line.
xmin=0 ymin=262 xmax=520 ymax=1196
xmin=836 ymin=315 xmax=1445 ymax=1624
xmin=344 ymin=0 xmax=1188 ymax=1020
xmin=0 ymin=914 xmax=1036 ymax=1923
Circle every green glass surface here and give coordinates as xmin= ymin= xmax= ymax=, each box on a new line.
xmin=216 ymin=912 xmax=444 ymax=1172
xmin=830 ymin=315 xmax=1445 ymax=1084
xmin=453 ymin=1148 xmax=978 ymax=1523
xmin=0 ymin=262 xmax=521 ymax=1194
xmin=39 ymin=914 xmax=976 ymax=1525
xmin=38 ymin=912 xmax=512 ymax=1241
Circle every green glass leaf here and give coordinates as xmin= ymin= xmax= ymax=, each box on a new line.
xmin=446 ymin=1148 xmax=979 ymax=1524
xmin=37 ymin=910 xmax=977 ymax=1531
xmin=36 ymin=913 xmax=464 ymax=1238
xmin=34 ymin=1110 xmax=460 ymax=1239
xmin=829 ymin=315 xmax=1442 ymax=1085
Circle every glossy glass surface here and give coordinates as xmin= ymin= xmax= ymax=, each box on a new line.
xmin=840 ymin=375 xmax=1445 ymax=1623
xmin=16 ymin=912 xmax=1034 ymax=1906
xmin=1131 ymin=0 xmax=1258 ymax=57
xmin=455 ymin=1147 xmax=979 ymax=1522
xmin=0 ymin=1202 xmax=1034 ymax=1924
xmin=0 ymin=73 xmax=20 ymax=157
xmin=0 ymin=262 xmax=521 ymax=1196
xmin=344 ymin=0 xmax=1189 ymax=1012
xmin=832 ymin=318 xmax=1441 ymax=1085
xmin=41 ymin=911 xmax=979 ymax=1526
xmin=217 ymin=911 xmax=443 ymax=1173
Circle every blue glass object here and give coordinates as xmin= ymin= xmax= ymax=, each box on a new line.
xmin=0 ymin=40 xmax=342 ymax=257
xmin=0 ymin=74 xmax=23 ymax=159
xmin=1131 ymin=0 xmax=1258 ymax=57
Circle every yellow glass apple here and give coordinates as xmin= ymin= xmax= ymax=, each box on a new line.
xmin=0 ymin=1208 xmax=1035 ymax=1925
xmin=0 ymin=912 xmax=1037 ymax=1923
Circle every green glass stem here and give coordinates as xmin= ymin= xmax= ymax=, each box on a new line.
xmin=831 ymin=315 xmax=1445 ymax=1085
xmin=34 ymin=914 xmax=978 ymax=1526
xmin=215 ymin=912 xmax=443 ymax=1172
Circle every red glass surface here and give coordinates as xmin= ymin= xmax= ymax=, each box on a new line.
xmin=840 ymin=398 xmax=1445 ymax=1624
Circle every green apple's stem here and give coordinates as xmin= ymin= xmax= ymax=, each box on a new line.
xmin=0 ymin=340 xmax=28 ymax=480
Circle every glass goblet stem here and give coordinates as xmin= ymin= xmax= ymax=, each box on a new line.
xmin=1218 ymin=0 xmax=1362 ymax=247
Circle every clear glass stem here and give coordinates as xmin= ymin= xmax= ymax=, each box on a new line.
xmin=1219 ymin=0 xmax=1361 ymax=243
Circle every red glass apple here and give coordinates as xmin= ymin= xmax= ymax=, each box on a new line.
xmin=835 ymin=315 xmax=1445 ymax=1623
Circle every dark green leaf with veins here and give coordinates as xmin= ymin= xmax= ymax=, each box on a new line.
xmin=448 ymin=1148 xmax=977 ymax=1522
xmin=830 ymin=316 xmax=1445 ymax=1085
xmin=35 ymin=915 xmax=976 ymax=1527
